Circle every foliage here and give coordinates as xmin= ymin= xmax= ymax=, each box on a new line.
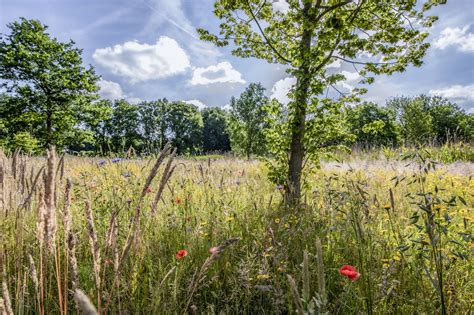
xmin=387 ymin=95 xmax=473 ymax=145
xmin=198 ymin=0 xmax=444 ymax=203
xmin=228 ymin=83 xmax=268 ymax=159
xmin=0 ymin=18 xmax=101 ymax=148
xmin=202 ymin=107 xmax=231 ymax=152
xmin=346 ymin=102 xmax=400 ymax=147
xmin=1 ymin=151 xmax=472 ymax=313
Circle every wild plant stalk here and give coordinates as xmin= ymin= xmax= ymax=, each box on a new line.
xmin=182 ymin=237 xmax=241 ymax=314
xmin=287 ymin=274 xmax=304 ymax=315
xmin=85 ymin=200 xmax=101 ymax=313
xmin=103 ymin=145 xmax=174 ymax=313
xmin=74 ymin=289 xmax=98 ymax=315
xmin=151 ymin=148 xmax=177 ymax=215
xmin=302 ymin=250 xmax=310 ymax=302
xmin=2 ymin=267 xmax=13 ymax=315
xmin=27 ymin=254 xmax=40 ymax=313
xmin=315 ymin=238 xmax=327 ymax=313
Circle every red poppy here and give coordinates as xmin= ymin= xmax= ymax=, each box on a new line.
xmin=176 ymin=249 xmax=188 ymax=259
xmin=175 ymin=197 xmax=182 ymax=205
xmin=146 ymin=187 xmax=153 ymax=193
xmin=339 ymin=265 xmax=361 ymax=281
xmin=209 ymin=247 xmax=219 ymax=255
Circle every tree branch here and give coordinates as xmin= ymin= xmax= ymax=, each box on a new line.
xmin=244 ymin=0 xmax=292 ymax=63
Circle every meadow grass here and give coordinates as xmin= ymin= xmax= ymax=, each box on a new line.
xmin=0 ymin=148 xmax=472 ymax=314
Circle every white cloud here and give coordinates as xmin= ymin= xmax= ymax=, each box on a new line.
xmin=272 ymin=0 xmax=290 ymax=13
xmin=189 ymin=62 xmax=245 ymax=85
xmin=222 ymin=103 xmax=231 ymax=111
xmin=270 ymin=77 xmax=297 ymax=105
xmin=335 ymin=71 xmax=360 ymax=92
xmin=429 ymin=84 xmax=474 ymax=101
xmin=98 ymin=80 xmax=142 ymax=104
xmin=433 ymin=25 xmax=474 ymax=53
xmin=98 ymin=80 xmax=124 ymax=100
xmin=93 ymin=36 xmax=190 ymax=82
xmin=142 ymin=0 xmax=221 ymax=63
xmin=184 ymin=99 xmax=207 ymax=110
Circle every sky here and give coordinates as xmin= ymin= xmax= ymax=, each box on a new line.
xmin=1 ymin=0 xmax=473 ymax=112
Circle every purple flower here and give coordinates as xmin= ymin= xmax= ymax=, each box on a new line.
xmin=122 ymin=172 xmax=131 ymax=178
xmin=276 ymin=185 xmax=284 ymax=191
xmin=98 ymin=160 xmax=106 ymax=166
xmin=112 ymin=157 xmax=122 ymax=163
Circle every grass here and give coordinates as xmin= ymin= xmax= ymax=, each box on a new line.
xmin=1 ymin=147 xmax=473 ymax=314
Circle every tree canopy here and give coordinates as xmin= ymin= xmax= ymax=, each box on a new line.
xmin=0 ymin=18 xmax=101 ymax=148
xmin=199 ymin=0 xmax=445 ymax=204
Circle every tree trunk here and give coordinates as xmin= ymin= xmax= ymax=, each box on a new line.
xmin=286 ymin=3 xmax=312 ymax=206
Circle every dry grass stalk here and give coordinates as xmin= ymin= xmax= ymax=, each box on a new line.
xmin=302 ymin=250 xmax=310 ymax=302
xmin=63 ymin=179 xmax=79 ymax=292
xmin=140 ymin=142 xmax=172 ymax=200
xmin=315 ymin=238 xmax=326 ymax=307
xmin=44 ymin=146 xmax=57 ymax=253
xmin=27 ymin=254 xmax=40 ymax=306
xmin=1 ymin=270 xmax=13 ymax=315
xmin=21 ymin=166 xmax=44 ymax=210
xmin=183 ymin=237 xmax=240 ymax=314
xmin=151 ymin=148 xmax=177 ymax=215
xmin=36 ymin=192 xmax=46 ymax=247
xmin=85 ymin=201 xmax=101 ymax=291
xmin=287 ymin=274 xmax=304 ymax=315
xmin=74 ymin=289 xmax=98 ymax=315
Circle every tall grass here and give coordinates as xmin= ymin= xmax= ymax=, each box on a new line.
xmin=0 ymin=147 xmax=472 ymax=313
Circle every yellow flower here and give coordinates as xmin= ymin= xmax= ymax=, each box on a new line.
xmin=274 ymin=218 xmax=280 ymax=224
xmin=393 ymin=253 xmax=401 ymax=261
xmin=284 ymin=223 xmax=289 ymax=229
xmin=383 ymin=204 xmax=391 ymax=210
xmin=226 ymin=216 xmax=234 ymax=222
xmin=256 ymin=274 xmax=270 ymax=280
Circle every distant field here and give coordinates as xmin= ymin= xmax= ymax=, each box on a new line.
xmin=1 ymin=150 xmax=472 ymax=314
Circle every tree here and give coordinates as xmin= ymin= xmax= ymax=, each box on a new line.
xmin=422 ymin=96 xmax=470 ymax=143
xmin=228 ymin=83 xmax=268 ymax=159
xmin=202 ymin=107 xmax=231 ymax=152
xmin=105 ymin=100 xmax=143 ymax=152
xmin=199 ymin=0 xmax=444 ymax=204
xmin=166 ymin=102 xmax=203 ymax=154
xmin=138 ymin=99 xmax=170 ymax=153
xmin=346 ymin=102 xmax=399 ymax=147
xmin=0 ymin=18 xmax=101 ymax=148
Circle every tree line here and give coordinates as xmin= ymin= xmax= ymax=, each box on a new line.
xmin=2 ymin=81 xmax=472 ymax=156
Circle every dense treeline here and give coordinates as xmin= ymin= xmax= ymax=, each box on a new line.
xmin=0 ymin=18 xmax=473 ymax=156
xmin=2 ymin=89 xmax=473 ymax=156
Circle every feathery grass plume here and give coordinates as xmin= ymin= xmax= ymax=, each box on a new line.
xmin=85 ymin=201 xmax=101 ymax=291
xmin=2 ymin=270 xmax=13 ymax=315
xmin=56 ymin=154 xmax=65 ymax=181
xmin=151 ymin=148 xmax=177 ymax=215
xmin=11 ymin=149 xmax=18 ymax=180
xmin=27 ymin=254 xmax=40 ymax=301
xmin=302 ymin=250 xmax=310 ymax=302
xmin=74 ymin=289 xmax=98 ymax=315
xmin=0 ymin=297 xmax=5 ymax=315
xmin=183 ymin=237 xmax=240 ymax=314
xmin=63 ymin=179 xmax=79 ymax=291
xmin=140 ymin=142 xmax=172 ymax=199
xmin=315 ymin=238 xmax=327 ymax=311
xmin=287 ymin=274 xmax=304 ymax=315
xmin=44 ymin=146 xmax=57 ymax=253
